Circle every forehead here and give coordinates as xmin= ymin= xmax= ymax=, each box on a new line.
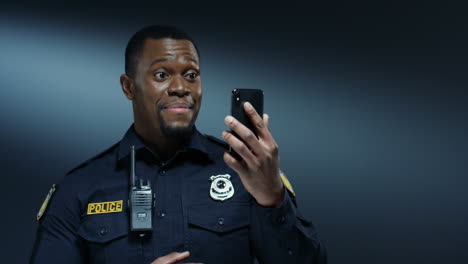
xmin=140 ymin=38 xmax=199 ymax=62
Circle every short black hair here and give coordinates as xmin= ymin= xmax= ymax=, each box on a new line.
xmin=125 ymin=25 xmax=199 ymax=77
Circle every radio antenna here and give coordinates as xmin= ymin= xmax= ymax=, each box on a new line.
xmin=130 ymin=145 xmax=136 ymax=187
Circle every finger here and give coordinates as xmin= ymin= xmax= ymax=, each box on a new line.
xmin=224 ymin=115 xmax=262 ymax=153
xmin=243 ymin=102 xmax=269 ymax=138
xmin=222 ymin=130 xmax=258 ymax=169
xmin=263 ymin=113 xmax=269 ymax=129
xmin=151 ymin=251 xmax=190 ymax=264
xmin=223 ymin=151 xmax=247 ymax=176
xmin=260 ymin=113 xmax=274 ymax=144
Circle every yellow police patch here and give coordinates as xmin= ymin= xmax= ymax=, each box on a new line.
xmin=279 ymin=170 xmax=296 ymax=197
xmin=37 ymin=184 xmax=57 ymax=221
xmin=87 ymin=200 xmax=123 ymax=215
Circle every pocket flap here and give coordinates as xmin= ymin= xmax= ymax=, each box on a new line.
xmin=188 ymin=203 xmax=250 ymax=233
xmin=78 ymin=215 xmax=129 ymax=243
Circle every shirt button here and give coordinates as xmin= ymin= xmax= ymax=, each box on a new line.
xmin=287 ymin=249 xmax=293 ymax=255
xmin=159 ymin=170 xmax=166 ymax=176
xmin=157 ymin=211 xmax=166 ymax=218
xmin=99 ymin=227 xmax=108 ymax=236
xmin=277 ymin=215 xmax=285 ymax=224
xmin=217 ymin=217 xmax=225 ymax=225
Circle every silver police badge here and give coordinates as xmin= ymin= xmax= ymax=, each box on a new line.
xmin=209 ymin=174 xmax=234 ymax=201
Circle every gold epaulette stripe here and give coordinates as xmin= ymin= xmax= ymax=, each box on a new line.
xmin=279 ymin=170 xmax=296 ymax=197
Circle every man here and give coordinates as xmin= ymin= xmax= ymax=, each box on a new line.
xmin=30 ymin=25 xmax=326 ymax=264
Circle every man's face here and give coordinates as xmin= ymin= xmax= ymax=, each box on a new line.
xmin=132 ymin=38 xmax=201 ymax=138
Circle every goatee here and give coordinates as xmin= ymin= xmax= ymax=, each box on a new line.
xmin=158 ymin=112 xmax=194 ymax=140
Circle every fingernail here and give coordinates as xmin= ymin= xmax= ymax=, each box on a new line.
xmin=225 ymin=116 xmax=234 ymax=124
xmin=244 ymin=102 xmax=252 ymax=110
xmin=222 ymin=131 xmax=227 ymax=138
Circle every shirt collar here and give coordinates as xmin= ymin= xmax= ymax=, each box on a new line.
xmin=117 ymin=124 xmax=211 ymax=162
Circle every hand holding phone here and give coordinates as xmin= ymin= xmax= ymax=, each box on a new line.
xmin=223 ymin=89 xmax=285 ymax=207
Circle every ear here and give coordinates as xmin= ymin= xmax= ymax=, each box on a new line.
xmin=120 ymin=74 xmax=135 ymax=100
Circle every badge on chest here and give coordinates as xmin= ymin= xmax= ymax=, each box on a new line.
xmin=209 ymin=174 xmax=234 ymax=201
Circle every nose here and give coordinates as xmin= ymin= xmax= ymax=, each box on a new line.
xmin=167 ymin=76 xmax=190 ymax=97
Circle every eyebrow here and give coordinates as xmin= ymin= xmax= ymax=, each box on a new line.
xmin=149 ymin=56 xmax=199 ymax=67
xmin=186 ymin=58 xmax=199 ymax=64
xmin=150 ymin=58 xmax=169 ymax=66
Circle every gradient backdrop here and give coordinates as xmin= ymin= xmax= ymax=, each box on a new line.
xmin=1 ymin=3 xmax=467 ymax=264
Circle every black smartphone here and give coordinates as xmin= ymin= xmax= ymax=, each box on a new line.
xmin=231 ymin=88 xmax=264 ymax=139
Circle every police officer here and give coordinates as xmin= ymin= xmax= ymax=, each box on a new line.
xmin=30 ymin=25 xmax=327 ymax=264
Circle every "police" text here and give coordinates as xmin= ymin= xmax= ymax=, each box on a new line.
xmin=87 ymin=200 xmax=123 ymax=215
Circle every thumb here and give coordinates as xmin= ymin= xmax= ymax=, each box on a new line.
xmin=172 ymin=251 xmax=190 ymax=262
xmin=151 ymin=251 xmax=190 ymax=264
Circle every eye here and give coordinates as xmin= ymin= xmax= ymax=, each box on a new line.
xmin=186 ymin=72 xmax=199 ymax=80
xmin=154 ymin=72 xmax=168 ymax=80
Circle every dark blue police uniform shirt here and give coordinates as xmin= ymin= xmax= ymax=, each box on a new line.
xmin=30 ymin=125 xmax=326 ymax=264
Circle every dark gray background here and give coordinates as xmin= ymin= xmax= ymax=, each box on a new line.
xmin=1 ymin=2 xmax=467 ymax=263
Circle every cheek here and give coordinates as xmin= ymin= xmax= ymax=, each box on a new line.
xmin=193 ymin=86 xmax=202 ymax=102
xmin=139 ymin=80 xmax=167 ymax=105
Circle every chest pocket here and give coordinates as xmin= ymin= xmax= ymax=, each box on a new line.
xmin=78 ymin=214 xmax=141 ymax=264
xmin=187 ymin=203 xmax=252 ymax=263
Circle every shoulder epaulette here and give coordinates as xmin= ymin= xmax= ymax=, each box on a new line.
xmin=65 ymin=141 xmax=120 ymax=175
xmin=205 ymin=135 xmax=229 ymax=149
xmin=36 ymin=183 xmax=59 ymax=221
xmin=279 ymin=170 xmax=296 ymax=197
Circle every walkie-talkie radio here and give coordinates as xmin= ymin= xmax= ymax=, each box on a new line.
xmin=128 ymin=145 xmax=154 ymax=232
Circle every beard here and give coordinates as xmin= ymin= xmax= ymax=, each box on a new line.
xmin=157 ymin=109 xmax=195 ymax=140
